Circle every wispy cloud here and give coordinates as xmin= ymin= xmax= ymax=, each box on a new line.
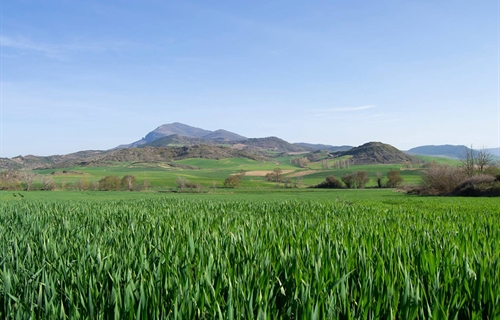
xmin=0 ymin=35 xmax=63 ymax=59
xmin=0 ymin=35 xmax=138 ymax=60
xmin=315 ymin=105 xmax=377 ymax=112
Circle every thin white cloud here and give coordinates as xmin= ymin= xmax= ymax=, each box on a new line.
xmin=315 ymin=105 xmax=377 ymax=112
xmin=0 ymin=35 xmax=138 ymax=60
xmin=0 ymin=35 xmax=62 ymax=59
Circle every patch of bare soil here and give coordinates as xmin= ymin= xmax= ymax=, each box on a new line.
xmin=244 ymin=170 xmax=295 ymax=176
xmin=231 ymin=144 xmax=247 ymax=149
xmin=287 ymin=170 xmax=325 ymax=177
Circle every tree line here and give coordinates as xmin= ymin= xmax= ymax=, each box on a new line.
xmin=313 ymin=169 xmax=403 ymax=189
xmin=0 ymin=171 xmax=150 ymax=192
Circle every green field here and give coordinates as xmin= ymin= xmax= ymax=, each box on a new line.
xmin=32 ymin=158 xmax=424 ymax=190
xmin=1 ymin=191 xmax=499 ymax=319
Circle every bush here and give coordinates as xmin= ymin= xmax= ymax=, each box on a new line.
xmin=175 ymin=176 xmax=201 ymax=192
xmin=0 ymin=171 xmax=21 ymax=190
xmin=121 ymin=175 xmax=137 ymax=191
xmin=99 ymin=176 xmax=121 ymax=191
xmin=291 ymin=157 xmax=310 ymax=168
xmin=386 ymin=170 xmax=403 ymax=188
xmin=341 ymin=174 xmax=355 ymax=189
xmin=313 ymin=175 xmax=343 ymax=189
xmin=223 ymin=175 xmax=241 ymax=188
xmin=453 ymin=175 xmax=500 ymax=196
xmin=419 ymin=164 xmax=465 ymax=195
xmin=354 ymin=171 xmax=369 ymax=189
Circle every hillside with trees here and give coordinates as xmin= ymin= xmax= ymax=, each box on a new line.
xmin=335 ymin=142 xmax=423 ymax=165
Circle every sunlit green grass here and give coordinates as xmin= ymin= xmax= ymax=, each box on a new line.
xmin=33 ymin=157 xmax=425 ymax=190
xmin=1 ymin=195 xmax=499 ymax=318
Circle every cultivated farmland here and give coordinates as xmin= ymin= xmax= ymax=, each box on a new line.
xmin=1 ymin=195 xmax=499 ymax=319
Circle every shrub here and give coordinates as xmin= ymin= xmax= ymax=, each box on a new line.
xmin=341 ymin=174 xmax=355 ymax=189
xmin=354 ymin=171 xmax=369 ymax=189
xmin=453 ymin=175 xmax=499 ymax=196
xmin=99 ymin=176 xmax=121 ymax=191
xmin=121 ymin=175 xmax=137 ymax=191
xmin=0 ymin=171 xmax=21 ymax=190
xmin=314 ymin=175 xmax=342 ymax=189
xmin=175 ymin=176 xmax=202 ymax=192
xmin=420 ymin=164 xmax=465 ymax=195
xmin=223 ymin=175 xmax=241 ymax=188
xmin=386 ymin=169 xmax=403 ymax=188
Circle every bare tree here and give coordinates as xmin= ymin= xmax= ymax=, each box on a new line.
xmin=175 ymin=176 xmax=189 ymax=191
xmin=420 ymin=163 xmax=465 ymax=195
xmin=273 ymin=167 xmax=282 ymax=187
xmin=461 ymin=145 xmax=494 ymax=177
xmin=121 ymin=175 xmax=136 ymax=191
xmin=321 ymin=160 xmax=329 ymax=169
xmin=476 ymin=148 xmax=494 ymax=174
xmin=19 ymin=171 xmax=37 ymax=191
xmin=75 ymin=178 xmax=90 ymax=191
xmin=460 ymin=146 xmax=476 ymax=178
xmin=40 ymin=175 xmax=56 ymax=190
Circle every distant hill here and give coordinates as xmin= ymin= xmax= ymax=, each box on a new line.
xmin=406 ymin=145 xmax=469 ymax=159
xmin=235 ymin=137 xmax=311 ymax=153
xmin=0 ymin=158 xmax=23 ymax=170
xmin=92 ymin=145 xmax=264 ymax=164
xmin=294 ymin=143 xmax=353 ymax=152
xmin=120 ymin=123 xmax=246 ymax=148
xmin=5 ymin=151 xmax=108 ymax=170
xmin=142 ymin=135 xmax=217 ymax=148
xmin=337 ymin=142 xmax=423 ymax=165
xmin=0 ymin=145 xmax=266 ymax=170
xmin=203 ymin=129 xmax=247 ymax=141
xmin=485 ymin=147 xmax=500 ymax=158
xmin=145 ymin=122 xmax=212 ymax=140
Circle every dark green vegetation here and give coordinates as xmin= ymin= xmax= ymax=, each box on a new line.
xmin=1 ymin=194 xmax=499 ymax=319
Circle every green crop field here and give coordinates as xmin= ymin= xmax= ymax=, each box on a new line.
xmin=1 ymin=192 xmax=499 ymax=319
xmin=32 ymin=158 xmax=424 ymax=190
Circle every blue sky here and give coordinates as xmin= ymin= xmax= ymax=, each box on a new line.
xmin=1 ymin=0 xmax=499 ymax=157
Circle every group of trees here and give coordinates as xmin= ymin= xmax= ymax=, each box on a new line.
xmin=415 ymin=147 xmax=499 ymax=196
xmin=0 ymin=171 xmax=150 ymax=192
xmin=0 ymin=171 xmax=56 ymax=191
xmin=97 ymin=175 xmax=148 ymax=191
xmin=291 ymin=157 xmax=310 ymax=168
xmin=314 ymin=169 xmax=404 ymax=189
xmin=175 ymin=176 xmax=203 ymax=193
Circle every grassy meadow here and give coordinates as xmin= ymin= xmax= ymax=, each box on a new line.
xmin=31 ymin=157 xmax=422 ymax=190
xmin=1 ymin=192 xmax=499 ymax=318
xmin=2 ymin=157 xmax=499 ymax=318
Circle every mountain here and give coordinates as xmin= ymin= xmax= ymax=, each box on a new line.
xmin=142 ymin=135 xmax=217 ymax=148
xmin=202 ymin=129 xmax=247 ymax=141
xmin=406 ymin=145 xmax=469 ymax=159
xmin=485 ymin=147 xmax=500 ymax=158
xmin=140 ymin=135 xmax=307 ymax=154
xmin=120 ymin=123 xmax=246 ymax=148
xmin=146 ymin=122 xmax=212 ymax=140
xmin=294 ymin=143 xmax=353 ymax=152
xmin=89 ymin=146 xmax=264 ymax=164
xmin=6 ymin=151 xmax=108 ymax=170
xmin=337 ymin=142 xmax=423 ymax=165
xmin=234 ymin=137 xmax=311 ymax=153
